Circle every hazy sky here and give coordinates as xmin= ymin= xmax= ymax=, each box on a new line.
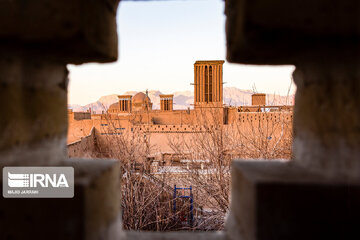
xmin=68 ymin=0 xmax=295 ymax=105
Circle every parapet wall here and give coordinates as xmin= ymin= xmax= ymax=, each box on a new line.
xmin=68 ymin=127 xmax=97 ymax=158
xmin=74 ymin=112 xmax=91 ymax=120
xmin=133 ymin=124 xmax=209 ymax=133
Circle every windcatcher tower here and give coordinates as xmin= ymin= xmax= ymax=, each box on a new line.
xmin=160 ymin=94 xmax=173 ymax=111
xmin=194 ymin=60 xmax=225 ymax=108
xmin=118 ymin=95 xmax=132 ymax=113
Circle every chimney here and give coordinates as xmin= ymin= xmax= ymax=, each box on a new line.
xmin=252 ymin=93 xmax=266 ymax=106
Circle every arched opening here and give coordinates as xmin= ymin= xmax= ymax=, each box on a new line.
xmin=204 ymin=65 xmax=209 ymax=103
xmin=209 ymin=66 xmax=213 ymax=102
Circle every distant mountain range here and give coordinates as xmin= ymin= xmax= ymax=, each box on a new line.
xmin=68 ymin=87 xmax=294 ymax=114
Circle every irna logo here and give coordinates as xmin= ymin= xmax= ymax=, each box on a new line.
xmin=3 ymin=167 xmax=74 ymax=198
xmin=8 ymin=172 xmax=69 ymax=188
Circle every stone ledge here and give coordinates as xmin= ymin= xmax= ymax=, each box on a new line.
xmin=125 ymin=231 xmax=226 ymax=240
xmin=226 ymin=160 xmax=360 ymax=240
xmin=225 ymin=0 xmax=359 ymax=64
xmin=0 ymin=136 xmax=67 ymax=167
xmin=0 ymin=55 xmax=68 ymax=152
xmin=0 ymin=158 xmax=121 ymax=240
xmin=0 ymin=0 xmax=120 ymax=63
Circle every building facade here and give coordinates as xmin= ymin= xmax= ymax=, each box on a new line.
xmin=68 ymin=60 xmax=293 ymax=159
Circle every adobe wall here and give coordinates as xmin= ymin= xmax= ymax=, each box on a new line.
xmin=68 ymin=127 xmax=97 ymax=158
xmin=74 ymin=112 xmax=91 ymax=120
xmin=67 ymin=118 xmax=96 ymax=144
xmin=235 ymin=112 xmax=293 ymax=125
xmin=90 ymin=110 xmax=293 ymax=160
xmin=150 ymin=110 xmax=191 ymax=125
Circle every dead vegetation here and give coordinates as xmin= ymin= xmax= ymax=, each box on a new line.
xmin=68 ymin=107 xmax=293 ymax=231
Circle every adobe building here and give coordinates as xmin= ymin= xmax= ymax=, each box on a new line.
xmin=68 ymin=60 xmax=293 ymax=157
xmin=107 ymin=60 xmax=226 ymax=115
xmin=98 ymin=60 xmax=229 ymax=128
xmin=98 ymin=60 xmax=291 ymax=128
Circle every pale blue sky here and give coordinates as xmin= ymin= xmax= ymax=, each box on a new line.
xmin=68 ymin=0 xmax=295 ymax=105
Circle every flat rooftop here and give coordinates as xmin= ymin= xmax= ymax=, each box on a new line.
xmin=194 ymin=60 xmax=225 ymax=64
